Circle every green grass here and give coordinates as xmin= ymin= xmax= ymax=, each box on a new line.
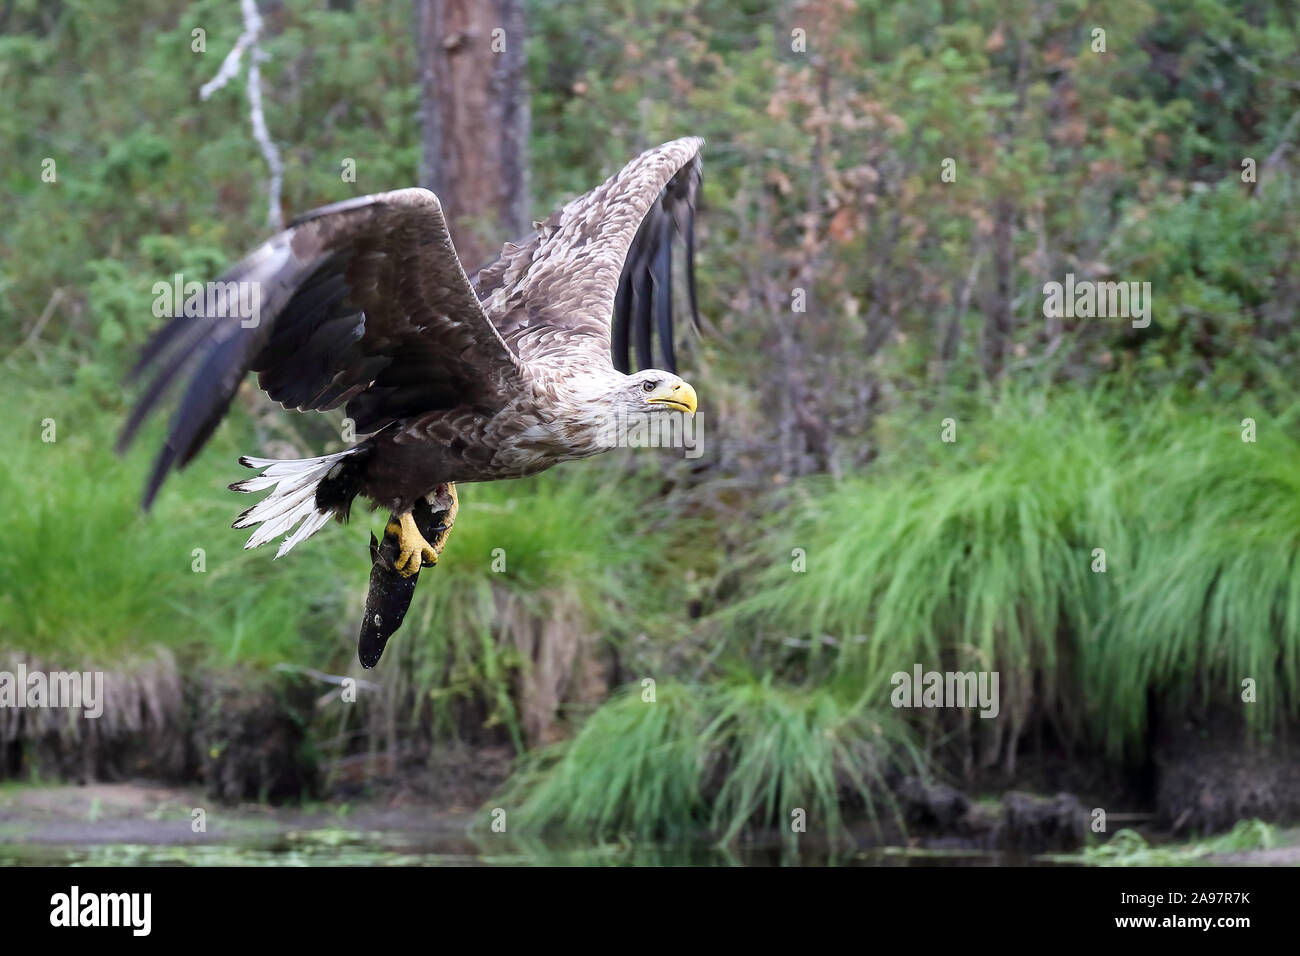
xmin=0 ymin=366 xmax=355 ymax=665
xmin=1074 ymin=819 xmax=1277 ymax=866
xmin=1094 ymin=399 xmax=1300 ymax=752
xmin=727 ymin=387 xmax=1300 ymax=759
xmin=488 ymin=676 xmax=918 ymax=844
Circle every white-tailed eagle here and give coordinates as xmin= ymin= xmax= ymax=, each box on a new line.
xmin=120 ymin=138 xmax=704 ymax=665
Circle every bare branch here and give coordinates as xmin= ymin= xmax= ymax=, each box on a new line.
xmin=199 ymin=0 xmax=283 ymax=229
xmin=199 ymin=0 xmax=263 ymax=101
xmin=246 ymin=46 xmax=284 ymax=229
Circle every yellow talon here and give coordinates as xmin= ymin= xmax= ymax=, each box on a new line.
xmin=393 ymin=511 xmax=437 ymax=577
xmin=431 ymin=482 xmax=459 ymax=553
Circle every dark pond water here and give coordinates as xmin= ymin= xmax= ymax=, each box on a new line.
xmin=0 ymin=826 xmax=1070 ymax=866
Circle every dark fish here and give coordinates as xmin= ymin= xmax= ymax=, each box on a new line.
xmin=357 ymin=494 xmax=452 ymax=668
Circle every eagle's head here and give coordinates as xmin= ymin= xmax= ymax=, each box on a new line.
xmin=623 ymin=369 xmax=698 ymax=416
xmin=555 ymin=368 xmax=699 ymax=458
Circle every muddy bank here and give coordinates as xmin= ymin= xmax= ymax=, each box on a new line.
xmin=1 ymin=658 xmax=324 ymax=803
xmin=0 ymin=655 xmax=515 ymax=811
xmin=897 ymin=779 xmax=1087 ymax=853
xmin=898 ymin=699 xmax=1300 ymax=850
xmin=0 ymin=782 xmax=472 ymax=847
xmin=1152 ymin=709 xmax=1300 ymax=834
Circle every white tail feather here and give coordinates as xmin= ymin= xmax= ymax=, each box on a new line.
xmin=230 ymin=449 xmax=357 ymax=557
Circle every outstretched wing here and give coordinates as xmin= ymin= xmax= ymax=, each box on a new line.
xmin=120 ymin=189 xmax=521 ymax=510
xmin=472 ymin=137 xmax=703 ymax=373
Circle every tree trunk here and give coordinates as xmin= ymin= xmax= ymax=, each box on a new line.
xmin=415 ymin=0 xmax=529 ymax=271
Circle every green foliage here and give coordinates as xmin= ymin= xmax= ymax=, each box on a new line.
xmin=491 ymin=676 xmax=916 ymax=843
xmin=1076 ymin=819 xmax=1276 ymax=866
xmin=730 ymin=387 xmax=1300 ymax=758
xmin=0 ymin=367 xmax=356 ymax=665
xmin=497 ymin=682 xmax=708 ymax=838
xmin=1094 ymin=397 xmax=1300 ymax=753
xmin=1090 ymin=172 xmax=1300 ymax=400
xmin=1 ymin=0 xmax=419 ymax=356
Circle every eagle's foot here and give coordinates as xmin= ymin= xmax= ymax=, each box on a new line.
xmin=427 ymin=482 xmax=459 ymax=552
xmin=389 ymin=511 xmax=437 ymax=577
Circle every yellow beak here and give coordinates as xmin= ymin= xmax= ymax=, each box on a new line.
xmin=647 ymin=380 xmax=698 ymax=416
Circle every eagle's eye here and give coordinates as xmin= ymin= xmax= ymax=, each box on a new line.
xmin=642 ymin=380 xmax=657 ymax=392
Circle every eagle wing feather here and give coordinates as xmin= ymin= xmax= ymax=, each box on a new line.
xmin=473 ymin=137 xmax=703 ymax=373
xmin=120 ymin=188 xmax=521 ymax=510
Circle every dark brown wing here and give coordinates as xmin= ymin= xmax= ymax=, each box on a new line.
xmin=471 ymin=137 xmax=703 ymax=373
xmin=610 ymin=150 xmax=702 ymax=373
xmin=119 ymin=188 xmax=521 ymax=510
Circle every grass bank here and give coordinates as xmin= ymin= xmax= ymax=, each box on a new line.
xmin=726 ymin=387 xmax=1300 ymax=761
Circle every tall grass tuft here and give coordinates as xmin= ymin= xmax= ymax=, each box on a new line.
xmin=490 ymin=676 xmax=916 ymax=843
xmin=726 ymin=389 xmax=1126 ymax=760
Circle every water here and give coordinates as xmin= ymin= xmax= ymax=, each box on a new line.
xmin=0 ymin=783 xmax=1088 ymax=866
xmin=0 ymin=825 xmax=1066 ymax=866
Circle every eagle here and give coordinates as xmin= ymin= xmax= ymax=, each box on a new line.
xmin=119 ymin=137 xmax=704 ymax=665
